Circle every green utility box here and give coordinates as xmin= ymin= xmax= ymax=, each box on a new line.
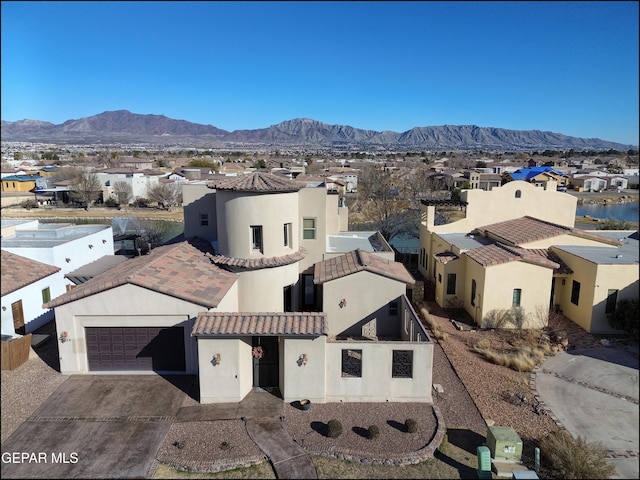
xmin=476 ymin=445 xmax=492 ymax=479
xmin=487 ymin=426 xmax=523 ymax=462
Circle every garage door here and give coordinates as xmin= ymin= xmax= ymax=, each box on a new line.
xmin=86 ymin=327 xmax=186 ymax=372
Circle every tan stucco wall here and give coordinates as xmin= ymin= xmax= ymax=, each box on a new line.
xmin=473 ymin=260 xmax=554 ymax=329
xmin=434 ymin=258 xmax=464 ymax=308
xmin=321 ymin=271 xmax=408 ymax=337
xmin=182 ymin=182 xmax=218 ymax=241
xmin=216 ymin=190 xmax=300 ymax=259
xmin=281 ymin=336 xmax=327 ymax=403
xmin=236 ymin=263 xmax=300 ymax=311
xmin=53 ymin=283 xmax=232 ymax=375
xmin=324 ymin=341 xmax=433 ymax=403
xmin=197 ymin=337 xmax=253 ymax=403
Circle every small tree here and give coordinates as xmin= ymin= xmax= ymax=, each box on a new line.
xmin=113 ymin=181 xmax=133 ymax=206
xmin=69 ymin=171 xmax=101 ymax=208
xmin=146 ymin=183 xmax=182 ymax=211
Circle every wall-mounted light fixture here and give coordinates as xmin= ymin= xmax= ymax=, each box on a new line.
xmin=339 ymin=298 xmax=347 ymax=308
xmin=88 ymin=244 xmax=93 ymax=249
xmin=65 ymin=258 xmax=71 ymax=263
xmin=59 ymin=331 xmax=69 ymax=343
xmin=2 ymin=306 xmax=6 ymax=311
xmin=102 ymin=239 xmax=107 ymax=244
xmin=298 ymin=353 xmax=308 ymax=366
xmin=561 ymin=279 xmax=566 ymax=286
xmin=212 ymin=353 xmax=221 ymax=366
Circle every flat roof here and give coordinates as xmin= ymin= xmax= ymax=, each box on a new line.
xmin=326 ymin=231 xmax=391 ymax=253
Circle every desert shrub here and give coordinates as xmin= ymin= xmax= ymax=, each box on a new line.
xmin=22 ymin=199 xmax=39 ymax=209
xmin=368 ymin=425 xmax=380 ymax=440
xmin=420 ymin=307 xmax=449 ymax=342
xmin=474 ymin=336 xmax=491 ymax=350
xmin=104 ymin=197 xmax=119 ymax=207
xmin=405 ymin=418 xmax=418 ymax=433
xmin=327 ymin=419 xmax=343 ymax=438
xmin=539 ymin=430 xmax=616 ymax=479
xmin=482 ymin=309 xmax=511 ymax=329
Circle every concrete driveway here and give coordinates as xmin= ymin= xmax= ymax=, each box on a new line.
xmin=535 ymin=346 xmax=639 ymax=479
xmin=1 ymin=375 xmax=191 ymax=479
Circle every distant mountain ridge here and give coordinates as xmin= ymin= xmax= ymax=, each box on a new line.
xmin=1 ymin=110 xmax=635 ymax=150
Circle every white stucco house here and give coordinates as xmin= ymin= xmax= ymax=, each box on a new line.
xmin=1 ymin=250 xmax=65 ymax=336
xmin=47 ymin=172 xmax=433 ymax=405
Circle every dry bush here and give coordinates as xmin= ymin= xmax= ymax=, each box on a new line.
xmin=472 ymin=342 xmax=548 ymax=372
xmin=539 ymin=430 xmax=616 ymax=479
xmin=420 ymin=307 xmax=449 ymax=342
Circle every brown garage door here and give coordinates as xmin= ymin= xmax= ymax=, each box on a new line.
xmin=86 ymin=327 xmax=186 ymax=372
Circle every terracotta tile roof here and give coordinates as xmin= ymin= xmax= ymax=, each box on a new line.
xmin=434 ymin=251 xmax=459 ymax=264
xmin=208 ymin=248 xmax=307 ymax=270
xmin=1 ymin=250 xmax=61 ymax=296
xmin=475 ymin=216 xmax=571 ymax=245
xmin=475 ymin=216 xmax=622 ymax=247
xmin=45 ymin=238 xmax=237 ymax=309
xmin=527 ymin=248 xmax=574 ymax=274
xmin=465 ymin=243 xmax=560 ymax=270
xmin=314 ymin=249 xmax=415 ymax=285
xmin=192 ymin=312 xmax=328 ymax=336
xmin=207 ymin=172 xmax=303 ymax=192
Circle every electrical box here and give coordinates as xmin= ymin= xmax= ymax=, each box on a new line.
xmin=487 ymin=425 xmax=523 ymax=462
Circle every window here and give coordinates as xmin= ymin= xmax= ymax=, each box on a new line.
xmin=605 ymin=289 xmax=618 ymax=314
xmin=251 ymin=225 xmax=263 ymax=252
xmin=41 ymin=287 xmax=51 ymax=305
xmin=446 ymin=274 xmax=456 ymax=295
xmin=284 ymin=223 xmax=292 ymax=247
xmin=341 ymin=349 xmax=362 ymax=377
xmin=512 ymin=288 xmax=522 ymax=307
xmin=571 ymin=280 xmax=581 ymax=306
xmin=392 ymin=350 xmax=413 ymax=378
xmin=302 ymin=274 xmax=315 ymax=307
xmin=515 ymin=190 xmax=522 ymax=198
xmin=389 ymin=301 xmax=399 ymax=316
xmin=471 ymin=279 xmax=477 ymax=306
xmin=199 ymin=213 xmax=209 ymax=226
xmin=302 ymin=218 xmax=316 ymax=240
xmin=438 ymin=273 xmax=442 ymax=284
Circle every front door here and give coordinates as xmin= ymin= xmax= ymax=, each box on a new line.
xmin=12 ymin=300 xmax=25 ymax=335
xmin=252 ymin=336 xmax=279 ymax=388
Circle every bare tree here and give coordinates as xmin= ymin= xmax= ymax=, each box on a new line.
xmin=146 ymin=182 xmax=182 ymax=211
xmin=69 ymin=171 xmax=102 ymax=209
xmin=113 ymin=181 xmax=133 ymax=205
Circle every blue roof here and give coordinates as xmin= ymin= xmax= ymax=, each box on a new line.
xmin=508 ymin=167 xmax=565 ymax=181
xmin=2 ymin=175 xmax=42 ymax=182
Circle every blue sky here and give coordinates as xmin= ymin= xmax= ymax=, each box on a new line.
xmin=2 ymin=1 xmax=638 ymax=146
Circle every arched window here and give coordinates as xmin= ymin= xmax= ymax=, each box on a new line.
xmin=515 ymin=190 xmax=521 ymax=198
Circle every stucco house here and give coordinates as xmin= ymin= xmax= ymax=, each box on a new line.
xmin=418 ymin=180 xmax=638 ymax=334
xmin=47 ymin=172 xmax=433 ymax=405
xmin=1 ymin=250 xmax=65 ymax=336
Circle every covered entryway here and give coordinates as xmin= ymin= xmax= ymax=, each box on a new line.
xmin=252 ymin=336 xmax=279 ymax=388
xmin=86 ymin=326 xmax=186 ymax=372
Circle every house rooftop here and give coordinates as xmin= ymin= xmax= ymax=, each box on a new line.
xmin=465 ymin=243 xmax=560 ymax=270
xmin=326 ymin=231 xmax=392 ymax=254
xmin=314 ymin=248 xmax=415 ymax=285
xmin=1 ymin=250 xmax=61 ymax=296
xmin=554 ymin=231 xmax=639 ymax=265
xmin=46 ymin=238 xmax=238 ymax=309
xmin=1 ymin=222 xmax=112 ymax=249
xmin=207 ymin=171 xmax=303 ymax=192
xmin=192 ymin=312 xmax=328 ymax=336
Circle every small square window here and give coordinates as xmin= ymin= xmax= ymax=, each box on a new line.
xmin=341 ymin=349 xmax=362 ymax=377
xmin=199 ymin=213 xmax=209 ymax=226
xmin=392 ymin=350 xmax=413 ymax=378
xmin=251 ymin=225 xmax=263 ymax=252
xmin=302 ymin=218 xmax=316 ymax=240
xmin=42 ymin=287 xmax=51 ymax=304
xmin=389 ymin=301 xmax=399 ymax=316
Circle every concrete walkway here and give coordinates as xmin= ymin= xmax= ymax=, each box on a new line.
xmin=246 ymin=418 xmax=317 ymax=479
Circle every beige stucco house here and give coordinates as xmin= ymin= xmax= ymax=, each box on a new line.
xmin=48 ymin=172 xmax=433 ymax=404
xmin=419 ymin=180 xmax=638 ymax=333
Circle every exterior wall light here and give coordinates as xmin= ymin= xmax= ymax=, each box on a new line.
xmin=339 ymin=298 xmax=347 ymax=308
xmin=213 ymin=353 xmax=221 ymax=366
xmin=59 ymin=331 xmax=69 ymax=343
xmin=298 ymin=353 xmax=308 ymax=366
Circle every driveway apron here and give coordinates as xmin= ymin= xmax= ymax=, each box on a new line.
xmin=535 ymin=347 xmax=639 ymax=479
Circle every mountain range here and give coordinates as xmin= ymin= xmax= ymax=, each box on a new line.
xmin=1 ymin=110 xmax=635 ymax=151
